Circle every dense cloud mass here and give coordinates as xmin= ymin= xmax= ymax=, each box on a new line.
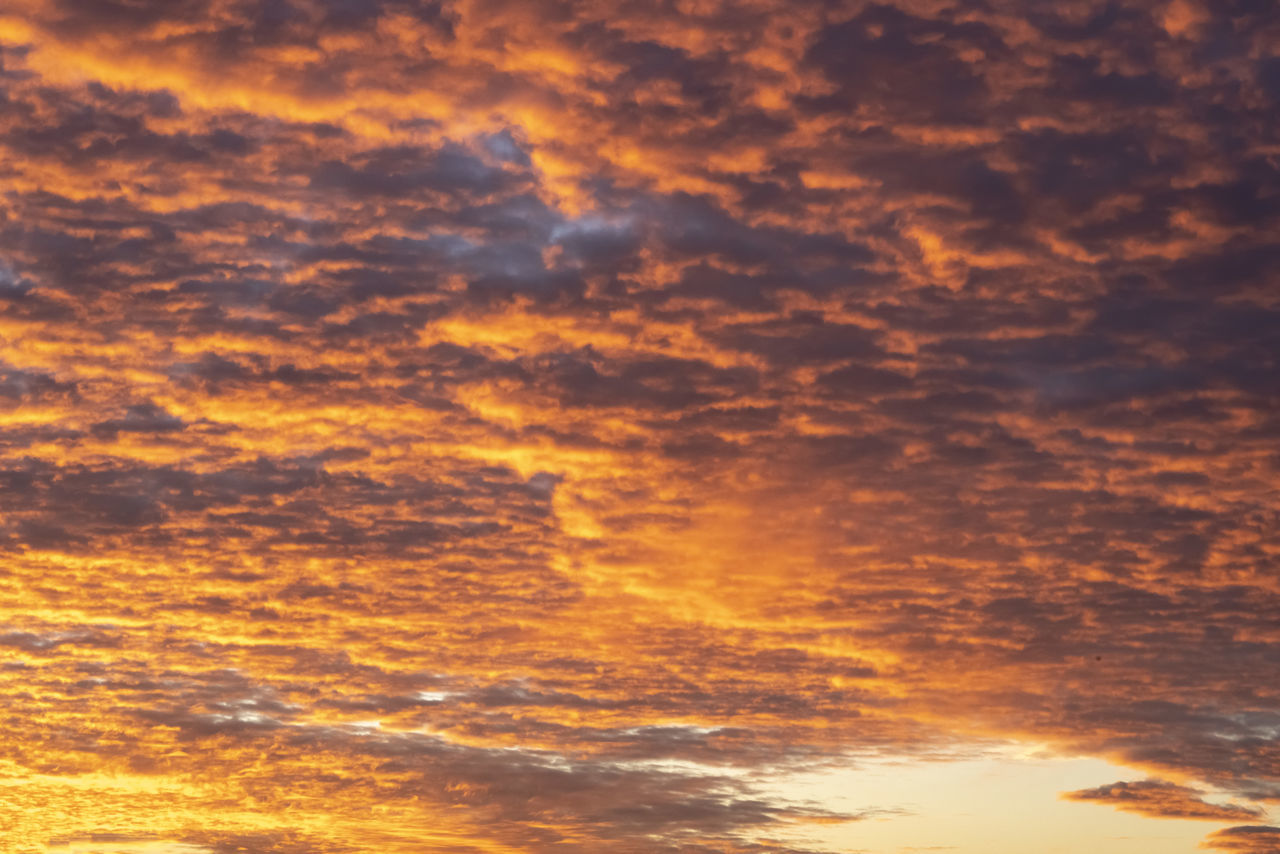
xmin=0 ymin=0 xmax=1277 ymax=852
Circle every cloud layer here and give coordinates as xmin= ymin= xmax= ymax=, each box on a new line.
xmin=0 ymin=0 xmax=1277 ymax=851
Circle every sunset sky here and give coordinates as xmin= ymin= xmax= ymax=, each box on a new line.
xmin=1 ymin=1 xmax=1279 ymax=852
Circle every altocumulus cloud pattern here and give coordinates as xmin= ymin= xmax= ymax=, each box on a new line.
xmin=0 ymin=1 xmax=1278 ymax=852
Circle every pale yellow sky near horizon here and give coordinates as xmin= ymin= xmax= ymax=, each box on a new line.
xmin=774 ymin=751 xmax=1249 ymax=854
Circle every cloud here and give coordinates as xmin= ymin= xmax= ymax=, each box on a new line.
xmin=1202 ymin=826 xmax=1280 ymax=853
xmin=0 ymin=0 xmax=1277 ymax=851
xmin=1063 ymin=779 xmax=1265 ymax=822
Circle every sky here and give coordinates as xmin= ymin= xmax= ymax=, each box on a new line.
xmin=0 ymin=0 xmax=1278 ymax=852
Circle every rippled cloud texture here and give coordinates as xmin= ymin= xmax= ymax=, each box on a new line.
xmin=1 ymin=0 xmax=1278 ymax=852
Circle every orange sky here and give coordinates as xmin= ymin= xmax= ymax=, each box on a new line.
xmin=1 ymin=1 xmax=1279 ymax=852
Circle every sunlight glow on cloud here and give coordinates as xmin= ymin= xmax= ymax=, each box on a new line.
xmin=45 ymin=840 xmax=213 ymax=854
